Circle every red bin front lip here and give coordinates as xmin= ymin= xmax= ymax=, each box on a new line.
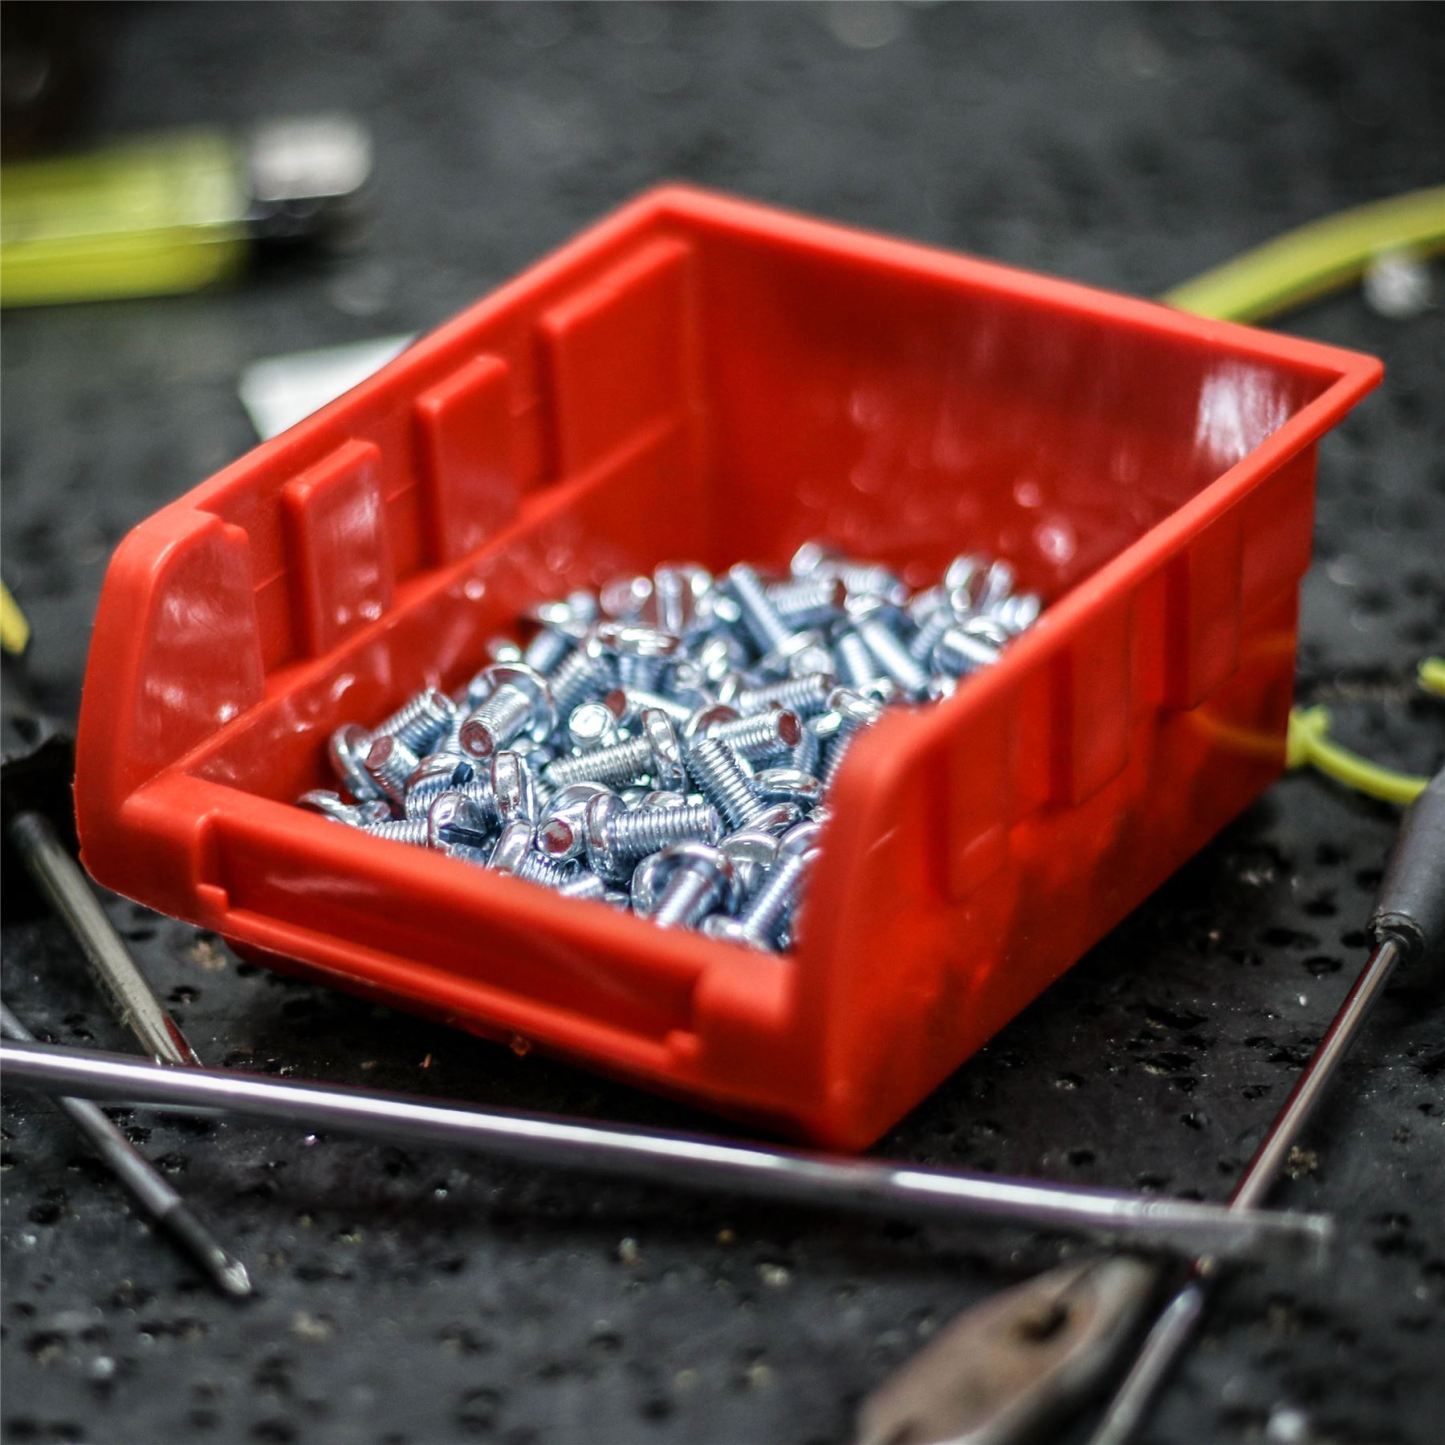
xmin=73 ymin=185 xmax=1382 ymax=1149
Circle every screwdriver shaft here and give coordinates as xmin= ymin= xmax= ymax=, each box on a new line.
xmin=8 ymin=811 xmax=201 ymax=1067
xmin=0 ymin=1038 xmax=1332 ymax=1264
xmin=0 ymin=1004 xmax=249 ymax=1297
xmin=1087 ymin=935 xmax=1403 ymax=1445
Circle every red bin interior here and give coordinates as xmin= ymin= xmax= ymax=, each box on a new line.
xmin=75 ymin=187 xmax=1381 ymax=1147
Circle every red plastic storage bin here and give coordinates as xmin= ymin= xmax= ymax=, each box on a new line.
xmin=75 ymin=187 xmax=1381 ymax=1149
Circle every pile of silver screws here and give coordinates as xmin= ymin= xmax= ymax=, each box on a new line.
xmin=299 ymin=544 xmax=1042 ymax=952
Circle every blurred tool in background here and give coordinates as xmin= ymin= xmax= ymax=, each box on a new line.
xmin=0 ymin=115 xmax=372 ymax=305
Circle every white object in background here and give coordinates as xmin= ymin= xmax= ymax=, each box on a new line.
xmin=239 ymin=334 xmax=413 ymax=440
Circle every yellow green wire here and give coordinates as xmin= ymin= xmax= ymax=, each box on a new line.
xmin=1165 ymin=193 xmax=1445 ymax=804
xmin=1162 ymin=185 xmax=1445 ymax=323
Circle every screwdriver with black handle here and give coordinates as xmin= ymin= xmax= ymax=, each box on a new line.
xmin=856 ymin=765 xmax=1445 ymax=1445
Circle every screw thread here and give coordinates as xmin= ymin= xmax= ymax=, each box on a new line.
xmin=739 ymin=851 xmax=812 ymax=943
xmin=711 ymin=710 xmax=798 ymax=762
xmin=766 ymin=574 xmax=843 ymax=626
xmin=363 ymin=818 xmax=430 ymax=847
xmin=832 ymin=630 xmax=877 ymax=690
xmin=523 ymin=628 xmax=574 ymax=677
xmin=550 ymin=646 xmax=614 ymax=715
xmin=652 ymin=867 xmax=716 ymax=929
xmin=793 ymin=724 xmax=822 ymax=777
xmin=512 ymin=852 xmax=573 ymax=888
xmin=454 ymin=778 xmax=503 ymax=828
xmin=857 ymin=617 xmax=929 ymax=696
xmin=907 ymin=610 xmax=955 ymax=664
xmin=734 ymin=673 xmax=833 ymax=718
xmin=543 ymin=734 xmax=654 ymax=791
xmin=685 ymin=738 xmax=766 ymax=828
xmin=365 ymin=738 xmax=420 ymax=804
xmin=934 ymin=626 xmax=1001 ymax=678
xmin=372 ymin=690 xmax=455 ymax=755
xmin=462 ymin=685 xmax=534 ymax=757
xmin=403 ymin=772 xmax=454 ymax=818
xmin=558 ymin=871 xmax=608 ymax=902
xmin=820 ymin=726 xmax=861 ymax=791
xmin=727 ymin=564 xmax=791 ymax=654
xmin=609 ymin=803 xmax=723 ymax=860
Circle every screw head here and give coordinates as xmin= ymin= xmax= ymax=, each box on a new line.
xmin=427 ymin=790 xmax=491 ymax=849
xmin=329 ymin=723 xmax=381 ymax=801
xmin=298 ymin=789 xmax=370 ymax=825
xmin=640 ymin=709 xmax=684 ymax=790
xmin=789 ymin=539 xmax=839 ymax=578
xmin=488 ymin=819 xmax=536 ymax=875
xmin=582 ymin=792 xmax=627 ymax=882
xmin=686 ymin=703 xmax=739 ymax=741
xmin=700 ymin=914 xmax=763 ymax=949
xmin=779 ymin=818 xmax=825 ymax=859
xmin=538 ymin=782 xmax=611 ymax=860
xmin=490 ymin=750 xmax=535 ymax=825
xmin=462 ymin=663 xmax=556 ymax=755
xmin=751 ymin=767 xmax=824 ymax=809
xmin=651 ymin=842 xmax=739 ymax=922
xmin=827 ymin=687 xmax=886 ymax=729
xmin=720 ymin=829 xmax=780 ymax=896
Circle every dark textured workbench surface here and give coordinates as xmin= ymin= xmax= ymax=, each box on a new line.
xmin=3 ymin=5 xmax=1443 ymax=1443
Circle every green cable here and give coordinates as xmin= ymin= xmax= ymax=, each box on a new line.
xmin=1166 ymin=195 xmax=1445 ymax=805
xmin=1162 ymin=185 xmax=1445 ymax=323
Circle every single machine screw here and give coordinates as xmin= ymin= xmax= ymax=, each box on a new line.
xmin=726 ymin=563 xmax=840 ymax=671
xmin=297 ymin=789 xmax=392 ymax=827
xmin=547 ymin=635 xmax=617 ymax=716
xmin=594 ymin=622 xmax=684 ymax=691
xmin=849 ymin=597 xmax=930 ymax=699
xmin=648 ymin=843 xmax=739 ymax=930
xmin=542 ymin=709 xmax=684 ymax=792
xmin=369 ymin=688 xmax=457 ymax=756
xmin=683 ymin=736 xmax=772 ymax=829
xmin=933 ymin=617 xmax=1008 ymax=678
xmin=581 ymin=793 xmax=723 ymax=883
xmin=523 ymin=594 xmax=597 ymax=676
xmin=328 ymin=723 xmax=386 ymax=803
xmin=537 ymin=782 xmax=613 ymax=860
xmin=704 ymin=820 xmax=822 ymax=950
xmin=488 ymin=821 xmax=575 ymax=888
xmin=688 ymin=705 xmax=803 ymax=764
xmin=723 ymin=671 xmax=835 ymax=719
xmin=790 ymin=541 xmax=907 ymax=606
xmin=460 ymin=663 xmax=556 ymax=759
xmin=567 ymin=697 xmax=626 ymax=753
xmin=452 ymin=750 xmax=536 ymax=829
xmin=819 ymin=688 xmax=887 ymax=791
xmin=364 ymin=734 xmax=422 ymax=806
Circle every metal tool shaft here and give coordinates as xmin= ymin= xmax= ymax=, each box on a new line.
xmin=0 ymin=1005 xmax=248 ymax=1296
xmin=0 ymin=1039 xmax=1331 ymax=1264
xmin=1087 ymin=935 xmax=1403 ymax=1445
xmin=8 ymin=812 xmax=201 ymax=1067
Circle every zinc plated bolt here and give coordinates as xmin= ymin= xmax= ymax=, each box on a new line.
xmin=523 ymin=594 xmax=596 ymax=676
xmin=599 ymin=573 xmax=654 ymax=620
xmin=364 ymin=734 xmax=422 ymax=806
xmin=425 ymin=790 xmax=495 ymax=850
xmin=547 ymin=635 xmax=617 ymax=716
xmin=790 ymin=541 xmax=907 ymax=606
xmin=451 ymin=750 xmax=536 ymax=829
xmin=297 ymin=789 xmax=392 ymax=827
xmin=648 ymin=843 xmax=739 ymax=930
xmin=567 ymin=696 xmax=626 ymax=753
xmin=990 ymin=592 xmax=1041 ymax=636
xmin=594 ymin=622 xmax=684 ymax=692
xmin=933 ymin=616 xmax=1008 ymax=678
xmin=766 ymin=573 xmax=854 ymax=628
xmin=703 ymin=820 xmax=822 ymax=950
xmin=329 ymin=723 xmax=386 ymax=803
xmin=722 ymin=671 xmax=835 ymax=719
xmin=402 ymin=752 xmax=475 ymax=817
xmin=360 ymin=817 xmax=431 ymax=847
xmin=726 ymin=563 xmax=840 ymax=672
xmin=751 ymin=767 xmax=825 ymax=811
xmin=720 ymin=829 xmax=780 ymax=899
xmin=488 ymin=820 xmax=575 ymax=888
xmin=683 ymin=736 xmax=771 ymax=830
xmin=542 ymin=709 xmax=684 ymax=792
xmin=581 ymin=792 xmax=724 ymax=884
xmin=848 ymin=596 xmax=930 ymax=699
xmin=688 ymin=705 xmax=803 ymax=764
xmin=819 ymin=688 xmax=887 ymax=791
xmin=651 ymin=564 xmax=712 ymax=636
xmin=460 ymin=663 xmax=556 ymax=759
xmin=368 ymin=688 xmax=457 ymax=756
xmin=606 ymin=685 xmax=708 ymax=729
xmin=536 ymin=782 xmax=613 ymax=860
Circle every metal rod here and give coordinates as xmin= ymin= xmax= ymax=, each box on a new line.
xmin=7 ymin=811 xmax=202 ymax=1067
xmin=0 ymin=1004 xmax=249 ymax=1297
xmin=0 ymin=1039 xmax=1333 ymax=1265
xmin=1086 ymin=935 xmax=1403 ymax=1445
